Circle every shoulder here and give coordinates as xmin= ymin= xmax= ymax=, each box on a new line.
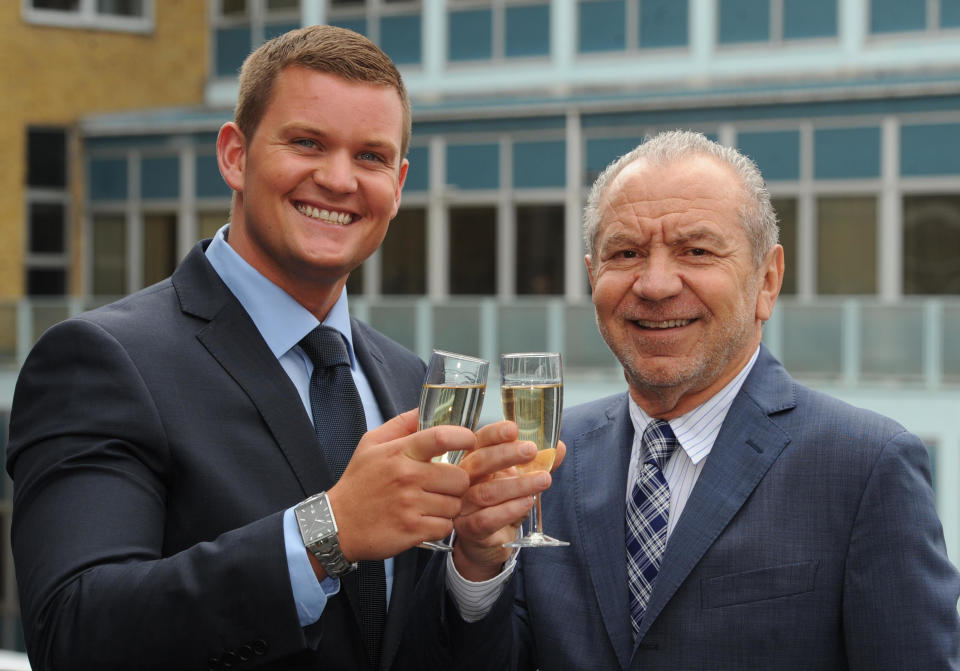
xmin=351 ymin=319 xmax=426 ymax=380
xmin=561 ymin=392 xmax=629 ymax=436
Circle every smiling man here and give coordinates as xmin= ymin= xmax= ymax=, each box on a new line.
xmin=432 ymin=130 xmax=960 ymax=670
xmin=6 ymin=26 xmax=546 ymax=671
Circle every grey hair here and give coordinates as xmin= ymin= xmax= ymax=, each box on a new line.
xmin=583 ymin=129 xmax=779 ymax=267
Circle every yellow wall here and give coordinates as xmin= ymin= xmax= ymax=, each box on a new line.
xmin=0 ymin=1 xmax=208 ymax=299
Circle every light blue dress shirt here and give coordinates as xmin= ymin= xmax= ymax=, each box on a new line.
xmin=205 ymin=225 xmax=393 ymax=627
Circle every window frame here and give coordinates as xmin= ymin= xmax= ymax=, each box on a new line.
xmin=21 ymin=0 xmax=154 ymax=33
xmin=25 ymin=126 xmax=72 ymax=297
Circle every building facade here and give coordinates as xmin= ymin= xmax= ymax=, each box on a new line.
xmin=0 ymin=0 xmax=958 ymax=655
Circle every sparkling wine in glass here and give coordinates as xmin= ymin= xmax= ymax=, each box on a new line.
xmin=501 ymin=352 xmax=568 ymax=548
xmin=417 ymin=349 xmax=488 ymax=551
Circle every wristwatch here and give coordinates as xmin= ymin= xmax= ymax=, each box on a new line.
xmin=294 ymin=491 xmax=357 ymax=578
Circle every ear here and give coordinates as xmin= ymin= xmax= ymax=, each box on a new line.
xmin=584 ymin=254 xmax=595 ymax=292
xmin=755 ymin=244 xmax=784 ymax=322
xmin=390 ymin=157 xmax=409 ymax=219
xmin=216 ymin=122 xmax=246 ymax=194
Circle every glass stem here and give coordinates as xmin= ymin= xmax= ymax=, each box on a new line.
xmin=529 ymin=492 xmax=544 ymax=535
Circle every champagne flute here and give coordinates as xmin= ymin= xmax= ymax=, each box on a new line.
xmin=501 ymin=352 xmax=568 ymax=548
xmin=417 ymin=349 xmax=488 ymax=551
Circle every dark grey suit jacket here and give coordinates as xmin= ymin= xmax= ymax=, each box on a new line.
xmin=443 ymin=345 xmax=960 ymax=670
xmin=7 ymin=241 xmax=429 ymax=671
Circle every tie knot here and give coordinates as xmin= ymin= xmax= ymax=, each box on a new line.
xmin=299 ymin=325 xmax=350 ymax=369
xmin=641 ymin=420 xmax=678 ymax=470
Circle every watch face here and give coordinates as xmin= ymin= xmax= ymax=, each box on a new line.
xmin=297 ymin=499 xmax=334 ymax=541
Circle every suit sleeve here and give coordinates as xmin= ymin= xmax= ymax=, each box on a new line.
xmin=7 ymin=318 xmax=308 ymax=670
xmin=841 ymin=429 xmax=960 ymax=669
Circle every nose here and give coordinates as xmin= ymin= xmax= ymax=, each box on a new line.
xmin=632 ymin=250 xmax=683 ymax=301
xmin=313 ymin=150 xmax=358 ymax=194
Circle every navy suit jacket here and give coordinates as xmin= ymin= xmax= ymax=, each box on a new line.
xmin=7 ymin=242 xmax=429 ymax=671
xmin=463 ymin=345 xmax=960 ymax=670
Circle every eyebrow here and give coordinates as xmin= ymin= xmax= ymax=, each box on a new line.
xmin=670 ymin=226 xmax=729 ymax=248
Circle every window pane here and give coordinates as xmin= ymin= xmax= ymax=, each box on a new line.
xmin=27 ymin=269 xmax=66 ymax=296
xmin=783 ymin=0 xmax=836 ymax=38
xmin=381 ymin=207 xmax=426 ymax=294
xmin=264 ymin=21 xmax=299 ymax=40
xmin=96 ymin=0 xmax=145 ymax=17
xmin=141 ymin=156 xmax=180 ymax=200
xmin=446 ymin=143 xmax=499 ymax=190
xmin=772 ymin=197 xmax=797 ymax=294
xmin=329 ymin=17 xmax=367 ymax=35
xmin=578 ymin=0 xmax=626 ymax=52
xmin=266 ymin=0 xmax=300 ymax=12
xmin=196 ymin=154 xmax=232 ymax=198
xmin=28 ymin=128 xmax=67 ymax=188
xmin=718 ymin=0 xmax=770 ymax=43
xmin=449 ymin=207 xmax=496 ymax=294
xmin=943 ymin=0 xmax=960 ymax=27
xmin=817 ymin=197 xmax=877 ymax=294
xmin=220 ymin=0 xmax=247 ymax=16
xmin=814 ymin=127 xmax=881 ymax=179
xmin=93 ymin=215 xmax=126 ymax=295
xmin=404 ymin=146 xmax=429 ymax=191
xmin=380 ymin=14 xmax=422 ymax=64
xmin=505 ymin=4 xmax=550 ymax=57
xmin=584 ymin=136 xmax=643 ymax=185
xmin=433 ymin=304 xmax=482 ymax=356
xmin=900 ymin=123 xmax=960 ymax=176
xmin=944 ymin=305 xmax=960 ymax=381
xmin=29 ymin=202 xmax=65 ymax=253
xmin=516 ymin=205 xmax=564 ymax=295
xmin=870 ymin=0 xmax=926 ymax=33
xmin=89 ymin=158 xmax=127 ymax=201
xmin=861 ymin=304 xmax=923 ymax=379
xmin=779 ymin=304 xmax=843 ymax=376
xmin=216 ymin=26 xmax=252 ymax=77
xmin=498 ymin=304 xmax=548 ymax=353
xmin=32 ymin=0 xmax=79 ymax=9
xmin=903 ymin=195 xmax=960 ymax=294
xmin=346 ymin=261 xmax=364 ymax=294
xmin=143 ymin=213 xmax=177 ymax=287
xmin=449 ymin=8 xmax=493 ymax=61
xmin=513 ymin=140 xmax=565 ymax=188
xmin=368 ymin=304 xmax=417 ymax=351
xmin=640 ymin=0 xmax=688 ymax=48
xmin=198 ymin=211 xmax=229 ymax=241
xmin=738 ymin=130 xmax=800 ymax=181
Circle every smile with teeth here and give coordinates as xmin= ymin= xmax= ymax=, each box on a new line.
xmin=295 ymin=202 xmax=354 ymax=225
xmin=634 ymin=318 xmax=693 ymax=329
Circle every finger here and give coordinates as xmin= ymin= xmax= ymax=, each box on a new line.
xmin=475 ymin=420 xmax=518 ymax=448
xmin=457 ymin=494 xmax=538 ymax=540
xmin=462 ymin=471 xmax=550 ymax=515
xmin=552 ymin=440 xmax=567 ymax=472
xmin=401 ymin=424 xmax=478 ymax=462
xmin=416 ymin=459 xmax=471 ymax=497
xmin=359 ymin=408 xmax=418 ymax=445
xmin=459 ymin=440 xmax=537 ymax=482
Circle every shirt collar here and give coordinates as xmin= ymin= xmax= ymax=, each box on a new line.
xmin=628 ymin=346 xmax=760 ymax=465
xmin=204 ymin=224 xmax=357 ymax=366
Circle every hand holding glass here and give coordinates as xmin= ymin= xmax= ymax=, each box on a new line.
xmin=501 ymin=352 xmax=568 ymax=548
xmin=417 ymin=350 xmax=488 ymax=552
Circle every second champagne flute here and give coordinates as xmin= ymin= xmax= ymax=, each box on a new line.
xmin=417 ymin=349 xmax=488 ymax=551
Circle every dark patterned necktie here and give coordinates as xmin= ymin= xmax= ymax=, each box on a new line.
xmin=299 ymin=325 xmax=385 ymax=669
xmin=625 ymin=419 xmax=678 ymax=639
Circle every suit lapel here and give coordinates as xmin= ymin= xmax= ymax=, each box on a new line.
xmin=575 ymin=395 xmax=636 ymax=670
xmin=633 ymin=346 xmax=795 ymax=645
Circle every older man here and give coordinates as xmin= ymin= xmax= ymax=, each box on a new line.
xmin=425 ymin=129 xmax=960 ymax=670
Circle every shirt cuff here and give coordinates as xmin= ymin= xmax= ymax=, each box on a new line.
xmin=444 ymin=547 xmax=518 ymax=623
xmin=283 ymin=505 xmax=340 ymax=626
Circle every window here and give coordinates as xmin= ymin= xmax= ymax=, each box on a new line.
xmin=772 ymin=197 xmax=797 ymax=295
xmin=903 ymin=195 xmax=960 ymax=294
xmin=817 ymin=197 xmax=877 ymax=294
xmin=449 ymin=206 xmax=497 ymax=294
xmin=26 ymin=127 xmax=70 ymax=296
xmin=869 ymin=0 xmax=959 ymax=33
xmin=515 ymin=205 xmax=564 ymax=295
xmin=328 ymin=0 xmax=424 ymax=66
xmin=448 ymin=0 xmax=551 ymax=63
xmin=23 ymin=0 xmax=152 ymax=32
xmin=212 ymin=0 xmax=301 ymax=78
xmin=578 ymin=0 xmax=688 ymax=53
xmin=92 ymin=215 xmax=127 ymax=296
xmin=381 ymin=207 xmax=427 ymax=294
xmin=143 ymin=213 xmax=178 ymax=287
xmin=718 ymin=0 xmax=837 ymax=44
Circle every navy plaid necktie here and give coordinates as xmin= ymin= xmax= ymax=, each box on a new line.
xmin=299 ymin=325 xmax=384 ymax=670
xmin=626 ymin=419 xmax=678 ymax=639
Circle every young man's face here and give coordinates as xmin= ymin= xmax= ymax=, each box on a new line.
xmin=222 ymin=65 xmax=408 ymax=300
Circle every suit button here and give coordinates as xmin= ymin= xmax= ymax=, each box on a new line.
xmin=238 ymin=644 xmax=253 ymax=662
xmin=207 ymin=659 xmax=221 ymax=671
xmin=222 ymin=651 xmax=238 ymax=668
xmin=252 ymin=639 xmax=268 ymax=655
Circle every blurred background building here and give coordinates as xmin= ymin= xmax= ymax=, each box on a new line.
xmin=0 ymin=0 xmax=958 ymax=658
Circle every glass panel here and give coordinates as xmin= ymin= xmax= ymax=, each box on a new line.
xmin=380 ymin=14 xmax=422 ymax=64
xmin=448 ymin=8 xmax=493 ymax=61
xmin=368 ymin=304 xmax=417 ymax=351
xmin=264 ymin=21 xmax=299 ymax=40
xmin=943 ymin=0 xmax=960 ymax=26
xmin=404 ymin=146 xmax=429 ymax=191
xmin=779 ymin=303 xmax=843 ymax=377
xmin=505 ymin=4 xmax=550 ymax=57
xmin=97 ymin=0 xmax=145 ymax=16
xmin=860 ymin=304 xmax=923 ymax=379
xmin=93 ymin=215 xmax=126 ymax=295
xmin=141 ymin=156 xmax=180 ymax=200
xmin=870 ymin=0 xmax=926 ymax=33
xmin=772 ymin=197 xmax=797 ymax=295
xmin=198 ymin=211 xmax=229 ymax=241
xmin=196 ymin=154 xmax=233 ymax=198
xmin=29 ymin=203 xmax=66 ymax=253
xmin=27 ymin=269 xmax=66 ymax=296
xmin=563 ymin=303 xmax=617 ymax=368
xmin=266 ymin=0 xmax=300 ymax=12
xmin=346 ymin=261 xmax=364 ymax=294
xmin=817 ymin=197 xmax=877 ymax=294
xmin=88 ymin=158 xmax=127 ymax=201
xmin=220 ymin=0 xmax=248 ymax=16
xmin=32 ymin=0 xmax=80 ymax=9
xmin=498 ymin=304 xmax=548 ymax=353
xmin=903 ymin=195 xmax=960 ymax=294
xmin=717 ymin=0 xmax=770 ymax=43
xmin=943 ymin=305 xmax=960 ymax=381
xmin=516 ymin=205 xmax=564 ymax=295
xmin=329 ymin=17 xmax=367 ymax=35
xmin=446 ymin=143 xmax=499 ymax=190
xmin=27 ymin=128 xmax=67 ymax=188
xmin=143 ymin=213 xmax=177 ymax=287
xmin=640 ymin=0 xmax=688 ymax=47
xmin=331 ymin=0 xmax=364 ymax=5
xmin=783 ymin=0 xmax=836 ymax=38
xmin=813 ymin=127 xmax=881 ymax=179
xmin=216 ymin=26 xmax=252 ymax=77
xmin=900 ymin=123 xmax=960 ymax=176
xmin=32 ymin=304 xmax=71 ymax=342
xmin=578 ymin=0 xmax=626 ymax=52
xmin=0 ymin=304 xmax=17 ymax=364
xmin=433 ymin=304 xmax=482 ymax=356
xmin=584 ymin=136 xmax=643 ymax=185
xmin=381 ymin=207 xmax=426 ymax=294
xmin=513 ymin=140 xmax=565 ymax=188
xmin=737 ymin=130 xmax=800 ymax=181
xmin=449 ymin=207 xmax=496 ymax=294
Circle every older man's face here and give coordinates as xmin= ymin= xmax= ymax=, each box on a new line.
xmin=586 ymin=155 xmax=782 ymax=418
